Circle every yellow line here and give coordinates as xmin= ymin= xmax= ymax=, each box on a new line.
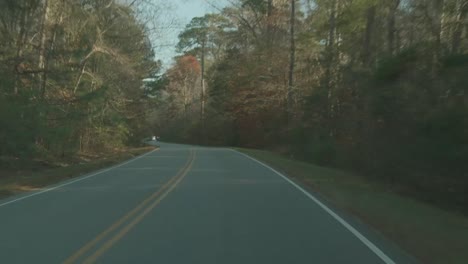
xmin=63 ymin=149 xmax=194 ymax=264
xmin=83 ymin=150 xmax=196 ymax=264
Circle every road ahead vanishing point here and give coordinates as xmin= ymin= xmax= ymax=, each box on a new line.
xmin=0 ymin=143 xmax=416 ymax=264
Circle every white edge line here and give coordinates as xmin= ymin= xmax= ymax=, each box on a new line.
xmin=0 ymin=148 xmax=158 ymax=208
xmin=230 ymin=149 xmax=396 ymax=264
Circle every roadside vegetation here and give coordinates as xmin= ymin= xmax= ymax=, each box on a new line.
xmin=0 ymin=0 xmax=162 ymax=159
xmin=0 ymin=1 xmax=165 ymax=185
xmin=0 ymin=146 xmax=155 ymax=199
xmin=152 ymin=0 xmax=468 ymax=216
xmin=239 ymin=148 xmax=468 ymax=264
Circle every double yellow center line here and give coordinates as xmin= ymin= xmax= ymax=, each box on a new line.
xmin=63 ymin=149 xmax=196 ymax=264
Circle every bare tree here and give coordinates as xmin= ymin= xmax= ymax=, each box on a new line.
xmin=287 ymin=0 xmax=296 ymax=123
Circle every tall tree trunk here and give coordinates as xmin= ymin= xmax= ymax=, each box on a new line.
xmin=396 ymin=26 xmax=401 ymax=53
xmin=325 ymin=0 xmax=337 ymax=121
xmin=267 ymin=0 xmax=273 ymax=18
xmin=183 ymin=75 xmax=188 ymax=118
xmin=409 ymin=13 xmax=415 ymax=47
xmin=287 ymin=0 xmax=296 ymax=124
xmin=43 ymin=0 xmax=64 ymax=95
xmin=363 ymin=5 xmax=376 ymax=66
xmin=387 ymin=0 xmax=400 ymax=55
xmin=200 ymin=39 xmax=206 ymax=140
xmin=432 ymin=0 xmax=445 ymax=68
xmin=325 ymin=0 xmax=336 ymax=84
xmin=38 ymin=0 xmax=50 ymax=98
xmin=326 ymin=0 xmax=339 ymax=137
xmin=14 ymin=4 xmax=27 ymax=95
xmin=451 ymin=0 xmax=468 ymax=53
xmin=266 ymin=0 xmax=273 ymax=42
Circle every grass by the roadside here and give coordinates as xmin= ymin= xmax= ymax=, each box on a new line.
xmin=237 ymin=148 xmax=468 ymax=264
xmin=0 ymin=146 xmax=156 ymax=199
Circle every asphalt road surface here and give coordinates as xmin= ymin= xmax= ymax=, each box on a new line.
xmin=0 ymin=142 xmax=416 ymax=263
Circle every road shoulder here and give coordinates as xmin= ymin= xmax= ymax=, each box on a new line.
xmin=236 ymin=148 xmax=468 ymax=264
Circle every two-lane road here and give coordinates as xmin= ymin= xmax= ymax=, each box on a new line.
xmin=0 ymin=143 xmax=416 ymax=263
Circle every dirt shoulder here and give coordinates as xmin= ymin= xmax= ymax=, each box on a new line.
xmin=0 ymin=146 xmax=156 ymax=199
